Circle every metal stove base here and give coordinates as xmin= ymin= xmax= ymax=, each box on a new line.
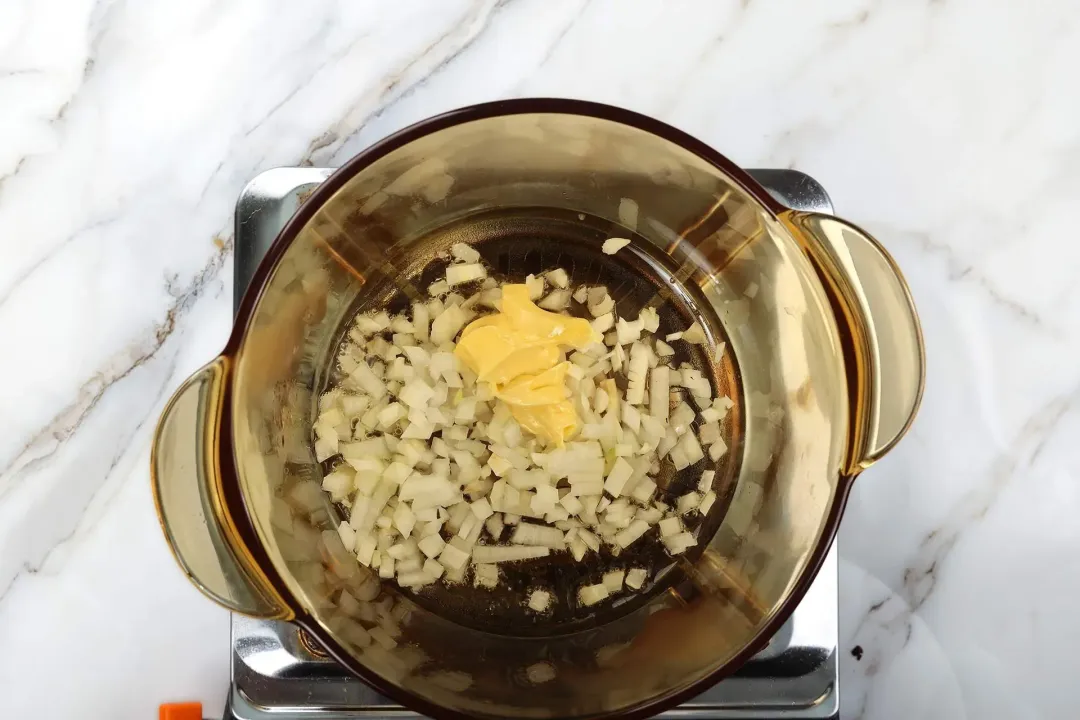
xmin=226 ymin=167 xmax=840 ymax=720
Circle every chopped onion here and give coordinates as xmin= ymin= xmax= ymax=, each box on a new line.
xmin=450 ymin=242 xmax=481 ymax=264
xmin=539 ymin=289 xmax=571 ymax=311
xmin=699 ymin=490 xmax=717 ymax=516
xmin=525 ymin=274 xmax=545 ymax=300
xmin=649 ymin=367 xmax=670 ymax=420
xmin=603 ymin=457 xmax=634 ymax=497
xmin=658 ymin=516 xmax=682 ymax=538
xmin=681 ymin=321 xmax=707 ymax=344
xmin=613 ymin=519 xmax=650 ymax=548
xmin=430 ymin=304 xmax=467 ymax=346
xmin=473 ymin=563 xmax=500 ymax=588
xmin=625 ymin=568 xmax=647 ymax=589
xmin=698 ymin=469 xmax=715 ymax=493
xmin=317 ymin=262 xmax=738 ymax=608
xmin=546 ymin=268 xmax=570 ymax=289
xmin=471 ymin=545 xmax=551 ymax=564
xmin=578 ymin=583 xmax=610 ymax=606
xmin=446 ymin=263 xmax=487 ymax=287
xmin=418 ymin=534 xmax=446 ymax=559
xmin=528 ymin=589 xmax=551 ymax=612
xmin=591 ymin=312 xmax=615 ymax=334
xmin=602 ymin=569 xmax=625 ymax=592
xmin=677 ymin=492 xmax=702 ymax=515
xmin=663 ymin=531 xmax=697 ymax=555
xmin=438 ymin=543 xmax=470 ymax=571
xmin=602 ymin=237 xmax=631 ymax=255
xmin=511 ymin=523 xmax=566 ymax=549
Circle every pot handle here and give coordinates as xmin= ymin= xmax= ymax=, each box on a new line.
xmin=784 ymin=213 xmax=926 ymax=474
xmin=151 ymin=357 xmax=292 ymax=619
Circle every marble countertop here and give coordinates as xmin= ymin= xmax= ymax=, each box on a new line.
xmin=2 ymin=1 xmax=1079 ymax=718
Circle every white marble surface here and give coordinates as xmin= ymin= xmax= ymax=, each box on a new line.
xmin=2 ymin=0 xmax=1079 ymax=717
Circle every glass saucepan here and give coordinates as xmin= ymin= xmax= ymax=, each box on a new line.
xmin=151 ymin=99 xmax=923 ymax=719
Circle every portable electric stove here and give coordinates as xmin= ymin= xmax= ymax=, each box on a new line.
xmin=224 ymin=167 xmax=840 ymax=720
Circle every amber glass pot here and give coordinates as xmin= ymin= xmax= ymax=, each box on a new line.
xmin=152 ymin=99 xmax=923 ymax=719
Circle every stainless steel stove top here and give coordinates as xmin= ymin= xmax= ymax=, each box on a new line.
xmin=226 ymin=167 xmax=840 ymax=720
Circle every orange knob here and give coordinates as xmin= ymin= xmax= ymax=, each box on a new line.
xmin=159 ymin=701 xmax=203 ymax=720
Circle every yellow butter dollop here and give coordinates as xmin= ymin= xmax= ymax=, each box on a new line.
xmin=453 ymin=285 xmax=599 ymax=445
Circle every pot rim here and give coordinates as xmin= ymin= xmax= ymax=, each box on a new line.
xmin=224 ymin=98 xmax=852 ymax=720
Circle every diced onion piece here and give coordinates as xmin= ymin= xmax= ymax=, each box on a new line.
xmin=546 ymin=268 xmax=570 ymax=289
xmin=424 ymin=557 xmax=446 ymax=579
xmin=393 ymin=503 xmax=417 ymax=538
xmin=588 ymin=294 xmax=615 ymax=318
xmin=348 ymin=362 xmax=388 ymax=400
xmin=471 ymin=498 xmax=494 ymax=521
xmin=670 ymin=402 xmax=695 ymax=436
xmin=655 ymin=339 xmax=675 ymax=357
xmin=625 ymin=568 xmax=648 ymax=590
xmin=699 ymin=490 xmax=717 ymax=516
xmin=567 ymin=477 xmax=604 ymax=496
xmin=560 ymin=494 xmax=584 ymax=516
xmin=474 ymin=563 xmax=500 ymax=588
xmin=579 ymin=583 xmax=610 ymax=606
xmin=708 ymin=436 xmax=728 ymax=461
xmin=356 ymin=534 xmax=377 ymax=566
xmin=676 ymin=431 xmax=704 ymax=468
xmin=450 ymin=242 xmax=481 ymax=264
xmin=629 ymin=478 xmax=656 ymax=505
xmin=322 ymin=468 xmax=354 ymax=502
xmin=399 ymin=379 xmax=434 ymax=408
xmin=458 ymin=513 xmax=479 ymax=541
xmin=528 ymin=589 xmax=551 ymax=612
xmin=471 ymin=545 xmax=551 ymax=564
xmin=602 ymin=569 xmax=625 ymax=592
xmin=677 ymin=492 xmax=702 ymax=515
xmin=539 ymin=289 xmax=571 ymax=311
xmin=649 ymin=367 xmax=670 ymax=420
xmin=578 ymin=529 xmax=601 ymax=552
xmin=639 ymin=306 xmax=660 ymax=333
xmin=572 ymin=286 xmax=589 ymax=304
xmin=446 ymin=263 xmax=486 ymax=287
xmin=336 ymin=522 xmax=357 ymax=552
xmin=525 ymin=274 xmax=545 ymax=300
xmin=698 ymin=469 xmax=715 ymax=493
xmin=613 ymin=519 xmax=650 ymax=548
xmin=682 ymin=321 xmax=707 ymax=344
xmin=511 ymin=522 xmax=566 ymax=549
xmin=698 ymin=420 xmax=722 ymax=446
xmin=438 ymin=543 xmax=471 ymax=571
xmin=603 ymin=457 xmax=634 ymax=497
xmin=431 ymin=304 xmax=467 ymax=345
xmin=377 ymin=402 xmax=405 ymax=429
xmin=591 ymin=312 xmax=614 ymax=334
xmin=658 ymin=516 xmax=682 ymax=538
xmin=418 ymin=534 xmax=446 ymax=559
xmin=484 ymin=513 xmax=505 ymax=541
xmin=398 ymin=569 xmax=436 ymax=588
xmin=616 ymin=317 xmax=643 ymax=345
xmin=663 ymin=531 xmax=697 ymax=555
xmin=628 ymin=342 xmax=650 ymax=400
xmin=602 ymin=237 xmax=631 ymax=255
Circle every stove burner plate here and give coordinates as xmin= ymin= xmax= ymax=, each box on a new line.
xmin=226 ymin=167 xmax=839 ymax=720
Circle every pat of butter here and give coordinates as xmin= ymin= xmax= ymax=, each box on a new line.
xmin=454 ymin=285 xmax=599 ymax=445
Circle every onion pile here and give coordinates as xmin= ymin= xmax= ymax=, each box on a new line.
xmin=313 ymin=241 xmax=732 ymax=609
